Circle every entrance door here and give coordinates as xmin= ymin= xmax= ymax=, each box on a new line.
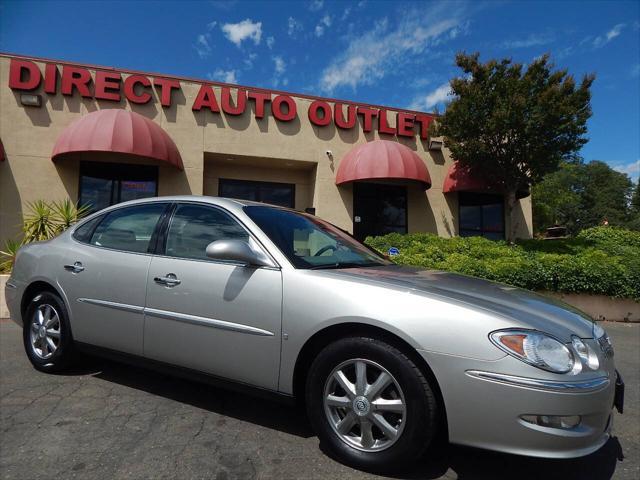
xmin=353 ymin=183 xmax=408 ymax=241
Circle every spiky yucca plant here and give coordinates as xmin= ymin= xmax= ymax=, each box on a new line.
xmin=0 ymin=239 xmax=21 ymax=273
xmin=52 ymin=199 xmax=90 ymax=233
xmin=22 ymin=200 xmax=57 ymax=243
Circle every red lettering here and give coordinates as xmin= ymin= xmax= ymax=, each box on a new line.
xmin=192 ymin=85 xmax=220 ymax=112
xmin=272 ymin=95 xmax=296 ymax=121
xmin=415 ymin=114 xmax=433 ymax=139
xmin=153 ymin=78 xmax=180 ymax=107
xmin=221 ymin=87 xmax=247 ymax=115
xmin=124 ymin=75 xmax=152 ymax=104
xmin=396 ymin=112 xmax=415 ymax=137
xmin=8 ymin=59 xmax=41 ymax=91
xmin=378 ymin=110 xmax=396 ymax=135
xmin=61 ymin=66 xmax=92 ymax=97
xmin=44 ymin=64 xmax=58 ymax=94
xmin=308 ymin=100 xmax=332 ymax=126
xmin=248 ymin=91 xmax=271 ymax=118
xmin=94 ymin=71 xmax=121 ymax=102
xmin=357 ymin=107 xmax=378 ymax=132
xmin=334 ymin=103 xmax=356 ymax=129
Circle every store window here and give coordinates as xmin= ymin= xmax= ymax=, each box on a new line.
xmin=459 ymin=193 xmax=505 ymax=240
xmin=218 ymin=178 xmax=295 ymax=208
xmin=78 ymin=162 xmax=158 ymax=212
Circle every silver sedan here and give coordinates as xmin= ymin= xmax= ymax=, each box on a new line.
xmin=4 ymin=196 xmax=624 ymax=470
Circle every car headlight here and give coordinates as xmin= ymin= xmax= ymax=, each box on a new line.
xmin=571 ymin=335 xmax=599 ymax=370
xmin=490 ymin=330 xmax=575 ymax=373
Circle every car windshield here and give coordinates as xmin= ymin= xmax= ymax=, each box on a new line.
xmin=243 ymin=206 xmax=391 ymax=269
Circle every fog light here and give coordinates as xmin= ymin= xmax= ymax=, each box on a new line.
xmin=521 ymin=414 xmax=581 ymax=429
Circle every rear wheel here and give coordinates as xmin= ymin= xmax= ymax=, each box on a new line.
xmin=306 ymin=336 xmax=438 ymax=470
xmin=23 ymin=291 xmax=75 ymax=373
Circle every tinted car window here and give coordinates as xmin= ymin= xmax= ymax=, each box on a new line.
xmin=90 ymin=204 xmax=166 ymax=253
xmin=165 ymin=204 xmax=249 ymax=261
xmin=72 ymin=215 xmax=104 ymax=243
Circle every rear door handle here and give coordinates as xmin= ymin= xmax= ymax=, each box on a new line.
xmin=63 ymin=262 xmax=84 ymax=273
xmin=154 ymin=273 xmax=181 ymax=287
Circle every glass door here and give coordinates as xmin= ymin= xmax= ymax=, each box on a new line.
xmin=353 ymin=183 xmax=407 ymax=242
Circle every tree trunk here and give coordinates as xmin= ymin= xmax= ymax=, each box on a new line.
xmin=505 ymin=189 xmax=518 ymax=244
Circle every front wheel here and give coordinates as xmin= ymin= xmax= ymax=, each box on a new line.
xmin=306 ymin=336 xmax=438 ymax=470
xmin=23 ymin=291 xmax=75 ymax=373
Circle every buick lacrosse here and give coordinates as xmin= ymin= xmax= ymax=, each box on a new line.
xmin=5 ymin=196 xmax=623 ymax=469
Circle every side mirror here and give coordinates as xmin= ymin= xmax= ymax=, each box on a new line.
xmin=205 ymin=239 xmax=273 ymax=267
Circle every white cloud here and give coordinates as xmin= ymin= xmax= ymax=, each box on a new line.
xmin=221 ymin=19 xmax=262 ymax=47
xmin=340 ymin=7 xmax=351 ymax=21
xmin=244 ymin=52 xmax=257 ymax=69
xmin=266 ymin=36 xmax=275 ymax=49
xmin=209 ymin=69 xmax=238 ymax=84
xmin=273 ymin=56 xmax=286 ymax=75
xmin=502 ymin=32 xmax=554 ymax=49
xmin=206 ymin=21 xmax=217 ymax=31
xmin=408 ymin=82 xmax=452 ymax=111
xmin=319 ymin=6 xmax=467 ymax=94
xmin=593 ymin=23 xmax=625 ymax=48
xmin=613 ymin=160 xmax=640 ymax=182
xmin=309 ymin=0 xmax=323 ymax=11
xmin=315 ymin=14 xmax=332 ymax=36
xmin=287 ymin=16 xmax=303 ymax=37
xmin=194 ymin=34 xmax=212 ymax=58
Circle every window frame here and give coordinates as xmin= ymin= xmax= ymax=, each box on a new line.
xmin=77 ymin=161 xmax=159 ymax=212
xmin=69 ymin=201 xmax=171 ymax=256
xmin=458 ymin=192 xmax=506 ymax=239
xmin=154 ymin=201 xmax=280 ymax=268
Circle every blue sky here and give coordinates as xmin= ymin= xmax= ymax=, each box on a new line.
xmin=1 ymin=0 xmax=638 ymax=181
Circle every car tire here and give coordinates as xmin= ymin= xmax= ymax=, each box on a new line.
xmin=306 ymin=336 xmax=438 ymax=471
xmin=23 ymin=291 xmax=75 ymax=373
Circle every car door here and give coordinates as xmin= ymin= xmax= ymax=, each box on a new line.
xmin=144 ymin=202 xmax=283 ymax=390
xmin=58 ymin=202 xmax=169 ymax=356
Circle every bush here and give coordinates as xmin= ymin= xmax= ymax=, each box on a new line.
xmin=365 ymin=227 xmax=640 ymax=300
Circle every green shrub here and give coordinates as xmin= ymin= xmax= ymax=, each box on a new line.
xmin=366 ymin=227 xmax=640 ymax=300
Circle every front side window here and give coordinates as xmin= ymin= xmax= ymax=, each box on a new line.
xmin=79 ymin=162 xmax=158 ymax=212
xmin=90 ymin=203 xmax=166 ymax=253
xmin=459 ymin=193 xmax=505 ymax=240
xmin=244 ymin=206 xmax=389 ymax=269
xmin=165 ymin=204 xmax=249 ymax=261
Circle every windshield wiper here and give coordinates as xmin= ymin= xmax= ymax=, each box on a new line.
xmin=308 ymin=262 xmax=381 ymax=270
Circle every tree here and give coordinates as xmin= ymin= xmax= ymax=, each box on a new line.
xmin=435 ymin=52 xmax=595 ymax=241
xmin=532 ymin=160 xmax=635 ymax=234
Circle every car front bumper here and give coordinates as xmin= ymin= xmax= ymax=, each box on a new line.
xmin=419 ymin=349 xmax=621 ymax=458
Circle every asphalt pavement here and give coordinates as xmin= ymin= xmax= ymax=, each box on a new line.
xmin=0 ymin=319 xmax=638 ymax=480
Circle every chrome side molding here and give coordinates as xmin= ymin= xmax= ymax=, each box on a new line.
xmin=144 ymin=307 xmax=274 ymax=337
xmin=466 ymin=370 xmax=610 ymax=393
xmin=77 ymin=298 xmax=144 ymax=314
xmin=77 ymin=298 xmax=274 ymax=337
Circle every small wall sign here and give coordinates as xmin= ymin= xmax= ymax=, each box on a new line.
xmin=388 ymin=247 xmax=400 ymax=256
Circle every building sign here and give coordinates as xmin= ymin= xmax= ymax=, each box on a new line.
xmin=8 ymin=59 xmax=433 ymax=139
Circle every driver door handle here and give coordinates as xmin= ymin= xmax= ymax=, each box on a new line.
xmin=63 ymin=262 xmax=84 ymax=273
xmin=154 ymin=273 xmax=181 ymax=287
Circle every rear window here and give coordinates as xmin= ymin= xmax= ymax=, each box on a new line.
xmin=89 ymin=203 xmax=167 ymax=253
xmin=72 ymin=215 xmax=104 ymax=243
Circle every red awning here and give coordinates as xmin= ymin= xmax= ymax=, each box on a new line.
xmin=52 ymin=109 xmax=183 ymax=170
xmin=336 ymin=140 xmax=431 ymax=190
xmin=0 ymin=139 xmax=4 ymax=162
xmin=443 ymin=161 xmax=529 ymax=198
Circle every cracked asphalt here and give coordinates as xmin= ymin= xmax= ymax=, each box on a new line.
xmin=0 ymin=319 xmax=638 ymax=480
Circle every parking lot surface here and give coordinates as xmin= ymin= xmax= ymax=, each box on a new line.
xmin=1 ymin=320 xmax=638 ymax=480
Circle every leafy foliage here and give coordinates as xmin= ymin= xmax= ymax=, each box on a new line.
xmin=0 ymin=200 xmax=89 ymax=273
xmin=366 ymin=226 xmax=640 ymax=300
xmin=532 ymin=160 xmax=636 ymax=234
xmin=435 ymin=52 xmax=594 ymax=241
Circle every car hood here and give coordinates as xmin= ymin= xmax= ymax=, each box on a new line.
xmin=319 ymin=265 xmax=596 ymax=340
